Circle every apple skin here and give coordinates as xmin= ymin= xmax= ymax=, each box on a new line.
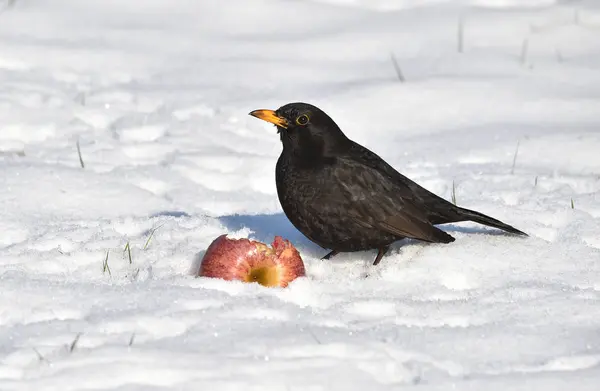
xmin=197 ymin=234 xmax=305 ymax=288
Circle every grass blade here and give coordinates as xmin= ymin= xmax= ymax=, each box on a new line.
xmin=69 ymin=333 xmax=81 ymax=353
xmin=102 ymin=250 xmax=111 ymax=276
xmin=511 ymin=140 xmax=520 ymax=174
xmin=76 ymin=140 xmax=85 ymax=169
xmin=451 ymin=180 xmax=457 ymax=205
xmin=33 ymin=348 xmax=48 ymax=363
xmin=390 ymin=53 xmax=405 ymax=82
xmin=143 ymin=224 xmax=164 ymax=250
xmin=458 ymin=16 xmax=464 ymax=53
xmin=124 ymin=242 xmax=132 ymax=265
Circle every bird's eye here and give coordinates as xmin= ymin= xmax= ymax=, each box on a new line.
xmin=295 ymin=114 xmax=310 ymax=126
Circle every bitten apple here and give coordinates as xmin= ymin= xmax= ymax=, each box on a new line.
xmin=197 ymin=234 xmax=305 ymax=287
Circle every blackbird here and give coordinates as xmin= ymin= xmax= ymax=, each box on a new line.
xmin=249 ymin=102 xmax=527 ymax=266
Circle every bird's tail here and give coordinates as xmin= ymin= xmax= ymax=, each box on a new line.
xmin=454 ymin=207 xmax=528 ymax=236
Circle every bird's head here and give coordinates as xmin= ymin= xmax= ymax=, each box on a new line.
xmin=249 ymin=102 xmax=350 ymax=156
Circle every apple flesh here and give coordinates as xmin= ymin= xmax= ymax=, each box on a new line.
xmin=197 ymin=234 xmax=306 ymax=288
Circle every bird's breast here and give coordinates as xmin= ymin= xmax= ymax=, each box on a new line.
xmin=276 ymin=155 xmax=329 ymax=213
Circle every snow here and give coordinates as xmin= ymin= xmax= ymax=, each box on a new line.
xmin=0 ymin=0 xmax=599 ymax=389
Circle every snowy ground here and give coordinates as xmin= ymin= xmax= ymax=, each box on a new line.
xmin=1 ymin=0 xmax=600 ymax=389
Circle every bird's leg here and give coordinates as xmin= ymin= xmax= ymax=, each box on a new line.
xmin=372 ymin=246 xmax=390 ymax=266
xmin=321 ymin=250 xmax=339 ymax=260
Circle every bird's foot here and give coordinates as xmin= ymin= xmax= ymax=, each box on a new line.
xmin=362 ymin=247 xmax=392 ymax=278
xmin=372 ymin=246 xmax=390 ymax=266
xmin=321 ymin=250 xmax=339 ymax=260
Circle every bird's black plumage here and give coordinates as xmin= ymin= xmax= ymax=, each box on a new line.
xmin=249 ymin=102 xmax=527 ymax=265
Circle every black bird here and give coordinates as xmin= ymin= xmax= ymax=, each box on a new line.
xmin=249 ymin=103 xmax=527 ymax=266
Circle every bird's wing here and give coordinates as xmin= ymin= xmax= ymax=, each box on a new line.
xmin=329 ymin=155 xmax=455 ymax=244
xmin=343 ymin=141 xmax=462 ymax=225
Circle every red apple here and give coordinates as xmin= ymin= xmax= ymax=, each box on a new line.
xmin=197 ymin=234 xmax=306 ymax=288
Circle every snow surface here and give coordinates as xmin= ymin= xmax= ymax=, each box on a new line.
xmin=1 ymin=0 xmax=600 ymax=390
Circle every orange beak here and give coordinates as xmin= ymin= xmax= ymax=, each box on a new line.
xmin=249 ymin=109 xmax=289 ymax=129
